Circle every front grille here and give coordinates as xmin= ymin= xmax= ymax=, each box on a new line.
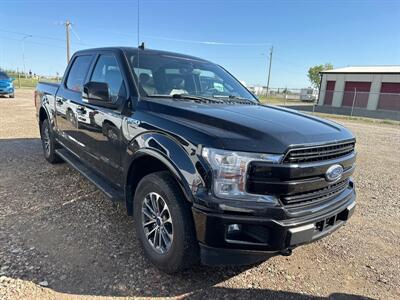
xmin=281 ymin=178 xmax=350 ymax=206
xmin=283 ymin=141 xmax=355 ymax=163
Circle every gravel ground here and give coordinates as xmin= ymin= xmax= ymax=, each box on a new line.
xmin=0 ymin=89 xmax=399 ymax=300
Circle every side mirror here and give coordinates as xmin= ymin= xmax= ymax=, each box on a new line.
xmin=82 ymin=81 xmax=116 ymax=108
xmin=11 ymin=77 xmax=16 ymax=81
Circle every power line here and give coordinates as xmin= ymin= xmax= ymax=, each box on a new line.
xmin=1 ymin=21 xmax=270 ymax=48
xmin=46 ymin=22 xmax=270 ymax=47
xmin=0 ymin=28 xmax=66 ymax=42
xmin=0 ymin=35 xmax=66 ymax=49
xmin=142 ymin=35 xmax=270 ymax=46
xmin=274 ymin=55 xmax=305 ymax=68
xmin=0 ymin=28 xmax=94 ymax=47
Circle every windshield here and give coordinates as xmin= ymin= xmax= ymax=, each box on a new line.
xmin=126 ymin=50 xmax=257 ymax=102
xmin=0 ymin=72 xmax=10 ymax=80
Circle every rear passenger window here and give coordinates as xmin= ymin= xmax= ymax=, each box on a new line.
xmin=91 ymin=55 xmax=126 ymax=102
xmin=66 ymin=55 xmax=92 ymax=92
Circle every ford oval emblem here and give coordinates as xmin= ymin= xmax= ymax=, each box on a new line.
xmin=325 ymin=164 xmax=343 ymax=182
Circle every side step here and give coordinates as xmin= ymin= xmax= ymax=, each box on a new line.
xmin=55 ymin=148 xmax=124 ymax=203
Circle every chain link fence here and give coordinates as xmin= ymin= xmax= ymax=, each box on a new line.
xmin=249 ymin=87 xmax=317 ymax=107
xmin=252 ymin=87 xmax=400 ymax=121
xmin=315 ymin=90 xmax=400 ymax=120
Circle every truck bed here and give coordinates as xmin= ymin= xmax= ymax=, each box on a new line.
xmin=36 ymin=81 xmax=60 ymax=96
xmin=35 ymin=82 xmax=60 ymax=118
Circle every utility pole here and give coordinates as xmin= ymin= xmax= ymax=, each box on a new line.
xmin=266 ymin=46 xmax=273 ymax=98
xmin=21 ymin=34 xmax=32 ymax=77
xmin=65 ymin=20 xmax=71 ymax=64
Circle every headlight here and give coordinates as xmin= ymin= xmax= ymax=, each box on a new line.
xmin=201 ymin=147 xmax=283 ymax=203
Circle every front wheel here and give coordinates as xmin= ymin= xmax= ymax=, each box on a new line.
xmin=9 ymin=93 xmax=15 ymax=98
xmin=40 ymin=119 xmax=62 ymax=164
xmin=133 ymin=171 xmax=199 ymax=273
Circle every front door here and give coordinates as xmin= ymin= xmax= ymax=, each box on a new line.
xmin=75 ymin=53 xmax=128 ymax=187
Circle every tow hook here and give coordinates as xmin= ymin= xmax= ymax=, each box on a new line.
xmin=280 ymin=248 xmax=293 ymax=256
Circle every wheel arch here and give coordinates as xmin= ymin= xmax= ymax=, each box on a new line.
xmin=39 ymin=106 xmax=49 ymax=126
xmin=38 ymin=106 xmax=52 ymax=138
xmin=124 ymin=133 xmax=205 ymax=216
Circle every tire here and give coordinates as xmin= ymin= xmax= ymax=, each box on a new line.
xmin=40 ymin=119 xmax=62 ymax=164
xmin=133 ymin=171 xmax=199 ymax=273
xmin=9 ymin=93 xmax=14 ymax=98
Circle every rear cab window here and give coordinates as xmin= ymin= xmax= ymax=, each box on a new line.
xmin=65 ymin=55 xmax=92 ymax=92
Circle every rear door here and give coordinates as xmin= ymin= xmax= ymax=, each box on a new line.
xmin=55 ymin=54 xmax=94 ymax=155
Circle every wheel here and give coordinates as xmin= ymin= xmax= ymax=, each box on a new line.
xmin=9 ymin=93 xmax=15 ymax=98
xmin=133 ymin=171 xmax=199 ymax=273
xmin=40 ymin=119 xmax=62 ymax=164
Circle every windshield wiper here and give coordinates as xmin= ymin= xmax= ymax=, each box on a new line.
xmin=212 ymin=95 xmax=258 ymax=104
xmin=148 ymin=94 xmax=224 ymax=104
xmin=172 ymin=94 xmax=218 ymax=103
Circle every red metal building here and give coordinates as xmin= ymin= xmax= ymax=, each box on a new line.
xmin=318 ymin=66 xmax=400 ymax=111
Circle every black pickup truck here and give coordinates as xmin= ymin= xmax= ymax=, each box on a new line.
xmin=35 ymin=47 xmax=356 ymax=273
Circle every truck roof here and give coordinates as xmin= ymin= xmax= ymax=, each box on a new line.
xmin=74 ymin=47 xmax=211 ymax=63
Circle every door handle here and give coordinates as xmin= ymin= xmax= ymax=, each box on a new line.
xmin=76 ymin=106 xmax=86 ymax=114
xmin=127 ymin=118 xmax=141 ymax=127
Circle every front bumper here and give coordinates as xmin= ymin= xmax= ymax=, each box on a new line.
xmin=0 ymin=87 xmax=14 ymax=95
xmin=192 ymin=189 xmax=356 ymax=266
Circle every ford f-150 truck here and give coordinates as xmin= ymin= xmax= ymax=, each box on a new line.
xmin=35 ymin=47 xmax=356 ymax=273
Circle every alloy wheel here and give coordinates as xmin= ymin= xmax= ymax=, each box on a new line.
xmin=43 ymin=126 xmax=51 ymax=157
xmin=141 ymin=192 xmax=173 ymax=254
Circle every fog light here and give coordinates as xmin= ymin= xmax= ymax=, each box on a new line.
xmin=227 ymin=224 xmax=241 ymax=233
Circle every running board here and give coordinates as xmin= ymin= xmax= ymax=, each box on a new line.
xmin=55 ymin=148 xmax=124 ymax=203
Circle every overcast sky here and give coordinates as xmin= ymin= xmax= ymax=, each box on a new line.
xmin=0 ymin=0 xmax=399 ymax=88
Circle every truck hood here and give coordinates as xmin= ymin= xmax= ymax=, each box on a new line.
xmin=141 ymin=99 xmax=355 ymax=153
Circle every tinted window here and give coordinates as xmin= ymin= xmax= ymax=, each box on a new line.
xmin=0 ymin=72 xmax=10 ymax=80
xmin=91 ymin=55 xmax=125 ymax=102
xmin=126 ymin=51 xmax=256 ymax=102
xmin=66 ymin=55 xmax=92 ymax=92
xmin=133 ymin=67 xmax=155 ymax=96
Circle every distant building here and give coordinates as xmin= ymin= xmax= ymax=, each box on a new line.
xmin=318 ymin=66 xmax=400 ymax=111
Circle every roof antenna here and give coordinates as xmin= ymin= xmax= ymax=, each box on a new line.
xmin=139 ymin=42 xmax=145 ymax=50
xmin=137 ymin=0 xmax=140 ymax=101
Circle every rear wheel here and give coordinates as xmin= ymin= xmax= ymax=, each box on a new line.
xmin=133 ymin=171 xmax=199 ymax=273
xmin=40 ymin=119 xmax=62 ymax=164
xmin=9 ymin=93 xmax=14 ymax=98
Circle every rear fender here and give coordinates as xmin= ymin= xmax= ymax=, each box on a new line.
xmin=38 ymin=93 xmax=56 ymax=131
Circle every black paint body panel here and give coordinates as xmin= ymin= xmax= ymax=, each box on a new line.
xmin=35 ymin=47 xmax=356 ymax=266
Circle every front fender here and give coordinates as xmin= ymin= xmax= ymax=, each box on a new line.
xmin=125 ymin=132 xmax=206 ymax=202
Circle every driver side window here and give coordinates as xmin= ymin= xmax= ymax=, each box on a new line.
xmin=91 ymin=55 xmax=126 ymax=102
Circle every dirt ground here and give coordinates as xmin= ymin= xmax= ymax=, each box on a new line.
xmin=1 ymin=89 xmax=399 ymax=300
